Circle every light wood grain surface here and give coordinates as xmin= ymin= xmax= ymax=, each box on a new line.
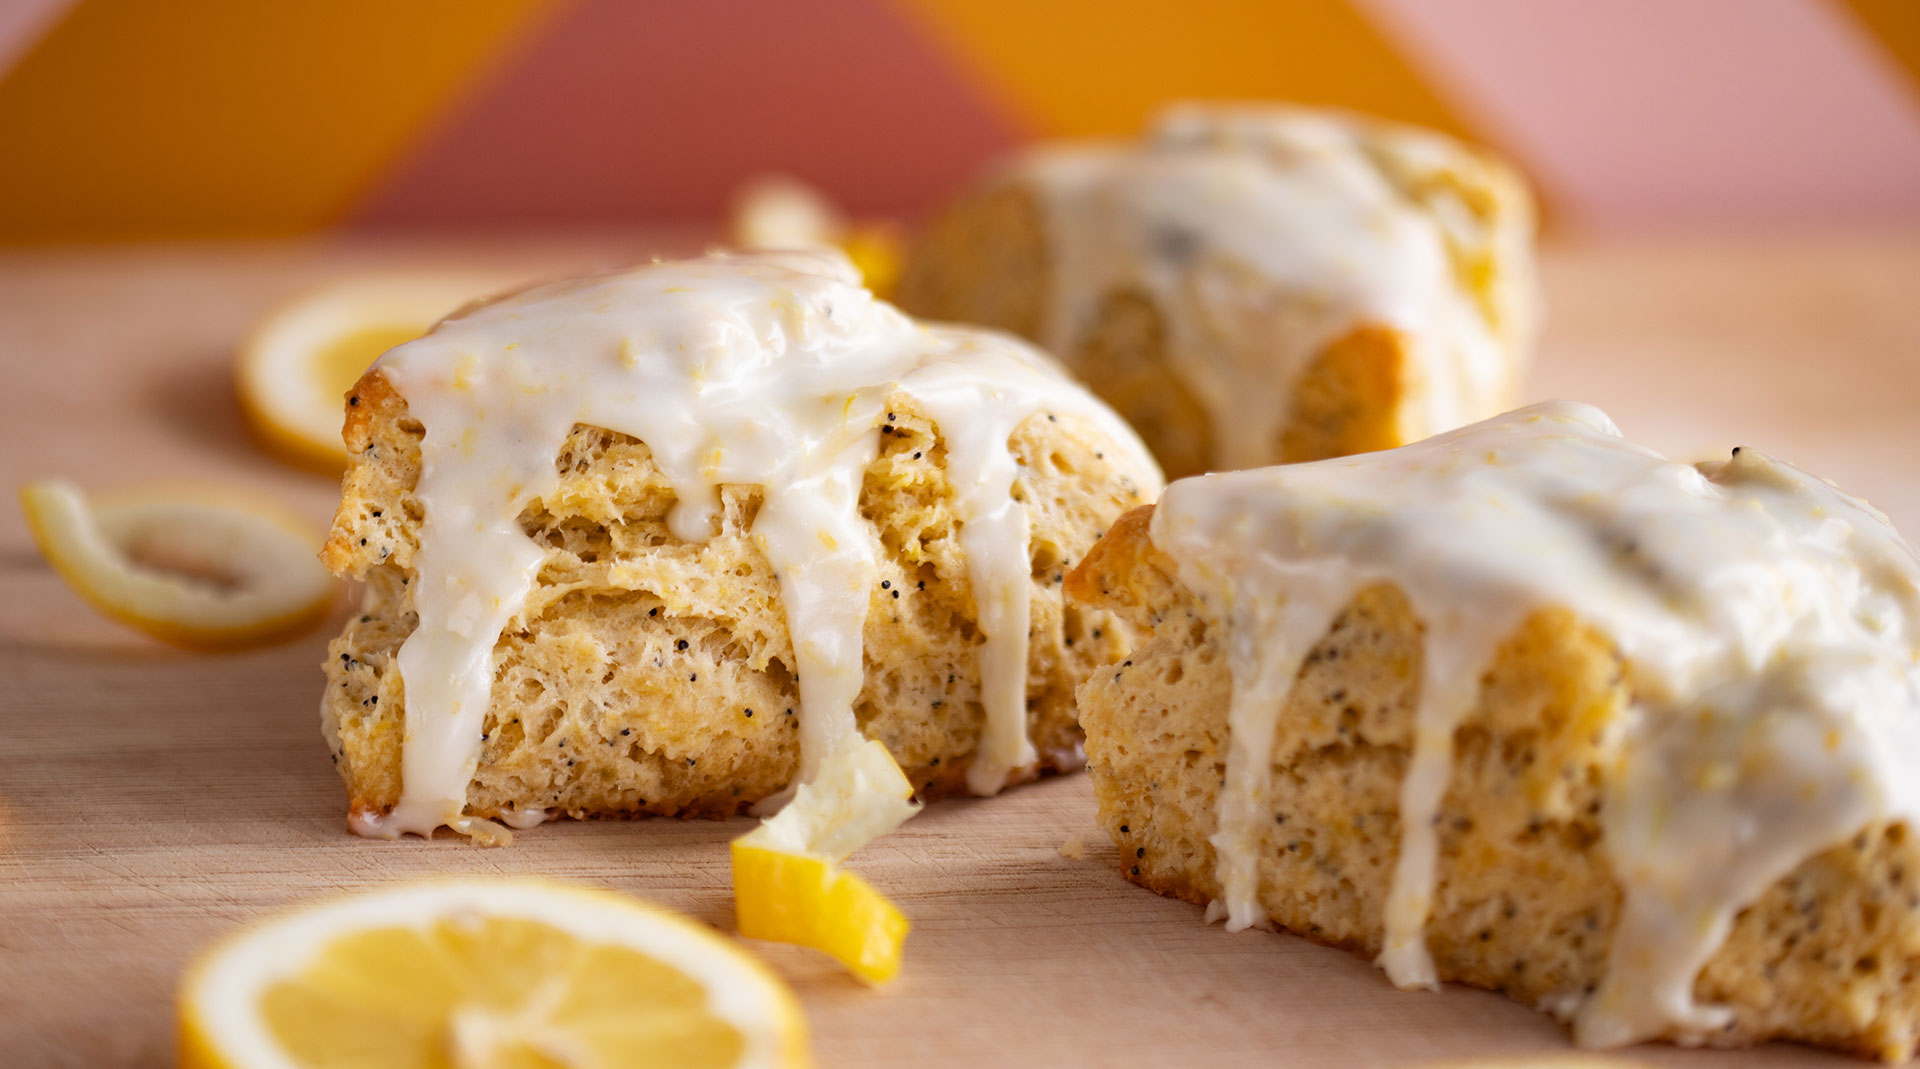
xmin=3 ymin=232 xmax=1918 ymax=1067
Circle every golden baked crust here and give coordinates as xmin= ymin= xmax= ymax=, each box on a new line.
xmin=321 ymin=368 xmax=1155 ymax=826
xmin=895 ymin=130 xmax=1536 ymax=479
xmin=1065 ymin=506 xmax=1920 ymax=1061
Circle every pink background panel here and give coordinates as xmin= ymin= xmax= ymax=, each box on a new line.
xmin=1360 ymin=0 xmax=1920 ymax=228
xmin=352 ymin=0 xmax=1022 ymax=227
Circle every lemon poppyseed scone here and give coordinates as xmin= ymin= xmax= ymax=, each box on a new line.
xmin=1064 ymin=402 xmax=1920 ymax=1060
xmin=320 ymin=250 xmax=1161 ymax=841
xmin=896 ymin=103 xmax=1538 ymax=479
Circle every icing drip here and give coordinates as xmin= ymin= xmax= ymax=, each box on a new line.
xmin=1014 ymin=103 xmax=1519 ymax=472
xmin=358 ymin=249 xmax=1158 ymax=841
xmin=1150 ymin=400 xmax=1920 ymax=1047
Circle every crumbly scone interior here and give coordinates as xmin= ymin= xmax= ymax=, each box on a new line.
xmin=322 ymin=372 xmax=1152 ymax=824
xmin=1069 ymin=503 xmax=1920 ymax=1061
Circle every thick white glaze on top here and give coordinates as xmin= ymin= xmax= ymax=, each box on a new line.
xmin=1150 ymin=401 xmax=1920 ymax=1048
xmin=1012 ymin=103 xmax=1521 ymax=472
xmin=357 ymin=249 xmax=1159 ymax=842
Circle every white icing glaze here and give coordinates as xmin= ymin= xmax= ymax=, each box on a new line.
xmin=359 ymin=249 xmax=1158 ymax=841
xmin=497 ymin=807 xmax=551 ymax=831
xmin=1012 ymin=103 xmax=1519 ymax=472
xmin=1150 ymin=400 xmax=1920 ymax=1048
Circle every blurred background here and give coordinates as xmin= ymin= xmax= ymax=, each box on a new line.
xmin=1 ymin=0 xmax=1917 ymax=243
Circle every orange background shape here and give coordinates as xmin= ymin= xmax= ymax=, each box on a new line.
xmin=0 ymin=0 xmax=1916 ymax=241
xmin=0 ymin=0 xmax=558 ymax=242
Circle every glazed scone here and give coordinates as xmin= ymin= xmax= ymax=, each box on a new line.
xmin=321 ymin=250 xmax=1161 ymax=840
xmin=896 ymin=103 xmax=1538 ymax=478
xmin=1064 ymin=403 xmax=1920 ymax=1060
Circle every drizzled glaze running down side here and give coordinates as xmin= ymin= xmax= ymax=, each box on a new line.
xmin=357 ymin=249 xmax=1158 ymax=842
xmin=1011 ymin=103 xmax=1527 ymax=472
xmin=1149 ymin=401 xmax=1920 ymax=1049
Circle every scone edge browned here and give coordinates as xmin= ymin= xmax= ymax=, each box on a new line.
xmin=895 ymin=119 xmax=1538 ymax=478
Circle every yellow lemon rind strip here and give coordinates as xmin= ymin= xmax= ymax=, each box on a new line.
xmin=730 ymin=738 xmax=918 ymax=985
xmin=731 ymin=842 xmax=910 ymax=985
xmin=20 ymin=479 xmax=336 ymax=651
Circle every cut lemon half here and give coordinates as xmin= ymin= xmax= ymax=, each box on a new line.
xmin=20 ymin=479 xmax=334 ymax=650
xmin=732 ymin=738 xmax=919 ymax=984
xmin=237 ymin=274 xmax=515 ymax=471
xmin=180 ymin=879 xmax=810 ymax=1069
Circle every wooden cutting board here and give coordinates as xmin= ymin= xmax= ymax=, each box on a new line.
xmin=3 ymin=232 xmax=1917 ymax=1067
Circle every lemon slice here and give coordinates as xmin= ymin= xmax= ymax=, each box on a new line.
xmin=731 ymin=738 xmax=919 ymax=984
xmin=237 ymin=275 xmax=513 ymax=471
xmin=20 ymin=479 xmax=334 ymax=649
xmin=180 ymin=879 xmax=810 ymax=1069
xmin=840 ymin=224 xmax=903 ymax=301
xmin=728 ymin=177 xmax=902 ymax=299
xmin=729 ymin=174 xmax=847 ymax=251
